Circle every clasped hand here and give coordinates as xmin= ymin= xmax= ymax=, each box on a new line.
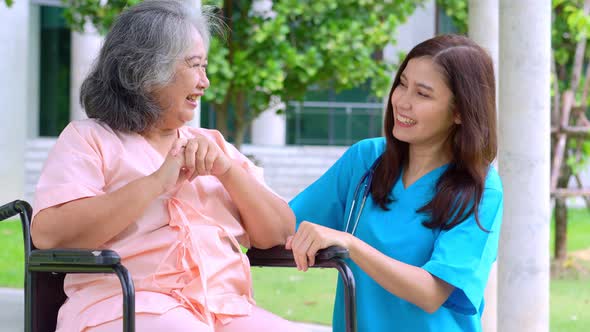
xmin=286 ymin=221 xmax=352 ymax=272
xmin=153 ymin=135 xmax=232 ymax=193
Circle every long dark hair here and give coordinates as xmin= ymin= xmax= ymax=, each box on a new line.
xmin=372 ymin=34 xmax=497 ymax=231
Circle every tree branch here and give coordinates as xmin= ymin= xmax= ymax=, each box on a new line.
xmin=551 ymin=51 xmax=560 ymax=126
xmin=570 ymin=0 xmax=590 ymax=91
xmin=552 ymin=188 xmax=590 ymax=197
xmin=551 ymin=91 xmax=575 ymax=190
xmin=551 ymin=126 xmax=590 ymax=137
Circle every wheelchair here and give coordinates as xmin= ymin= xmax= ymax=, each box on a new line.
xmin=0 ymin=200 xmax=356 ymax=332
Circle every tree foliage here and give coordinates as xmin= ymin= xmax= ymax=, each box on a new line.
xmin=436 ymin=0 xmax=467 ymax=34
xmin=6 ymin=0 xmax=424 ymax=147
xmin=203 ymin=0 xmax=425 ymax=147
xmin=550 ymin=0 xmax=590 ymax=262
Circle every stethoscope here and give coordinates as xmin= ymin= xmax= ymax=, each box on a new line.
xmin=343 ymin=155 xmax=383 ymax=235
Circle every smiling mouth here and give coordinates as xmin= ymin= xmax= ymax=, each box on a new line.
xmin=396 ymin=114 xmax=416 ymax=125
xmin=186 ymin=94 xmax=200 ymax=102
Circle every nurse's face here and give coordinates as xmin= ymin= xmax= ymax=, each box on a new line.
xmin=152 ymin=26 xmax=210 ymax=130
xmin=390 ymin=57 xmax=459 ymax=148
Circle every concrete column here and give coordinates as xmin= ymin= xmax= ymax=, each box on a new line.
xmin=187 ymin=0 xmax=202 ymax=128
xmin=251 ymin=111 xmax=286 ymax=146
xmin=468 ymin=1 xmax=498 ymax=331
xmin=186 ymin=106 xmax=201 ymax=128
xmin=498 ymin=1 xmax=551 ymax=331
xmin=0 ymin=1 xmax=30 ymax=203
xmin=248 ymin=0 xmax=286 ymax=145
xmin=70 ymin=25 xmax=103 ymax=121
xmin=27 ymin=5 xmax=40 ymax=138
xmin=251 ymin=96 xmax=286 ymax=145
xmin=469 ymin=0 xmax=499 ymax=82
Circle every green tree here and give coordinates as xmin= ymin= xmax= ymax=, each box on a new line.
xmin=4 ymin=0 xmax=424 ymax=148
xmin=436 ymin=0 xmax=467 ymax=33
xmin=436 ymin=0 xmax=590 ymax=263
xmin=203 ymin=0 xmax=424 ymax=148
xmin=549 ymin=0 xmax=590 ymax=264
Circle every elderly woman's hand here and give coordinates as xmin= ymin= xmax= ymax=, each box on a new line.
xmin=151 ymin=138 xmax=191 ymax=193
xmin=183 ymin=134 xmax=232 ymax=180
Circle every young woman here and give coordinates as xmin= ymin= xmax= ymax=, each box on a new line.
xmin=287 ymin=34 xmax=502 ymax=332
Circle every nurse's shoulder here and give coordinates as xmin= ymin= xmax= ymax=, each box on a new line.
xmin=345 ymin=137 xmax=386 ymax=169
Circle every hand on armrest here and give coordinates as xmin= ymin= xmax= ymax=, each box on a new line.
xmin=246 ymin=245 xmax=349 ymax=268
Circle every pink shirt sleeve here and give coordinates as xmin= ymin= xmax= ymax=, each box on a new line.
xmin=33 ymin=121 xmax=107 ymax=219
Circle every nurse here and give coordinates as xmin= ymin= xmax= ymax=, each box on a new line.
xmin=287 ymin=34 xmax=503 ymax=332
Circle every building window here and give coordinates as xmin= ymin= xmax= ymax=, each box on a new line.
xmin=435 ymin=4 xmax=460 ymax=35
xmin=39 ymin=5 xmax=70 ymax=137
xmin=286 ymin=83 xmax=383 ymax=146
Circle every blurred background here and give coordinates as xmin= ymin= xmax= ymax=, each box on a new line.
xmin=1 ymin=0 xmax=589 ymax=331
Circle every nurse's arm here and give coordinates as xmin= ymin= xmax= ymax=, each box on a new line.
xmin=347 ymin=235 xmax=455 ymax=313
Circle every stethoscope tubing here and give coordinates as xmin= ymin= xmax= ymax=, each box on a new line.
xmin=344 ymin=155 xmax=382 ymax=235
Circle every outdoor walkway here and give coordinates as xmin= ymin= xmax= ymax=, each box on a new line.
xmin=1 ymin=288 xmax=21 ymax=332
xmin=0 ymin=288 xmax=331 ymax=332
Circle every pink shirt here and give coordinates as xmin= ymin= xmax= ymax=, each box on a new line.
xmin=33 ymin=119 xmax=268 ymax=331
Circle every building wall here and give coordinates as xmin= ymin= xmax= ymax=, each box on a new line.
xmin=0 ymin=1 xmax=33 ymax=204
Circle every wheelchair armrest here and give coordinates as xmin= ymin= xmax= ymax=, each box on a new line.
xmin=246 ymin=245 xmax=349 ymax=268
xmin=28 ymin=248 xmax=136 ymax=331
xmin=29 ymin=249 xmax=121 ymax=269
xmin=247 ymin=245 xmax=357 ymax=332
xmin=0 ymin=200 xmax=22 ymax=221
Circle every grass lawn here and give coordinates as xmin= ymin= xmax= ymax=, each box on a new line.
xmin=251 ymin=267 xmax=337 ymax=325
xmin=551 ymin=276 xmax=590 ymax=332
xmin=0 ymin=219 xmax=24 ymax=288
xmin=548 ymin=208 xmax=590 ymax=331
xmin=1 ymin=209 xmax=589 ymax=328
xmin=550 ymin=208 xmax=590 ymax=253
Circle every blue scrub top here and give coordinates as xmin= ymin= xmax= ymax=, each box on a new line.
xmin=290 ymin=138 xmax=503 ymax=332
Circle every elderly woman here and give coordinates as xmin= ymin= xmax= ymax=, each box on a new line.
xmin=30 ymin=1 xmax=300 ymax=331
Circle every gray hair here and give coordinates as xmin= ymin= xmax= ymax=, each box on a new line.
xmin=80 ymin=0 xmax=217 ymax=133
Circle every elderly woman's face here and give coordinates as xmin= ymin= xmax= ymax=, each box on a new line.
xmin=153 ymin=26 xmax=209 ymax=130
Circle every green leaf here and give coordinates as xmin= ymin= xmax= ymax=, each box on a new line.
xmin=20 ymin=0 xmax=429 ymax=144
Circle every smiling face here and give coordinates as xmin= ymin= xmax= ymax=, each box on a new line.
xmin=390 ymin=56 xmax=459 ymax=149
xmin=152 ymin=25 xmax=209 ymax=131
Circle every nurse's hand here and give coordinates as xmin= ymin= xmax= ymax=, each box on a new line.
xmin=183 ymin=134 xmax=232 ymax=180
xmin=285 ymin=221 xmax=353 ymax=271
